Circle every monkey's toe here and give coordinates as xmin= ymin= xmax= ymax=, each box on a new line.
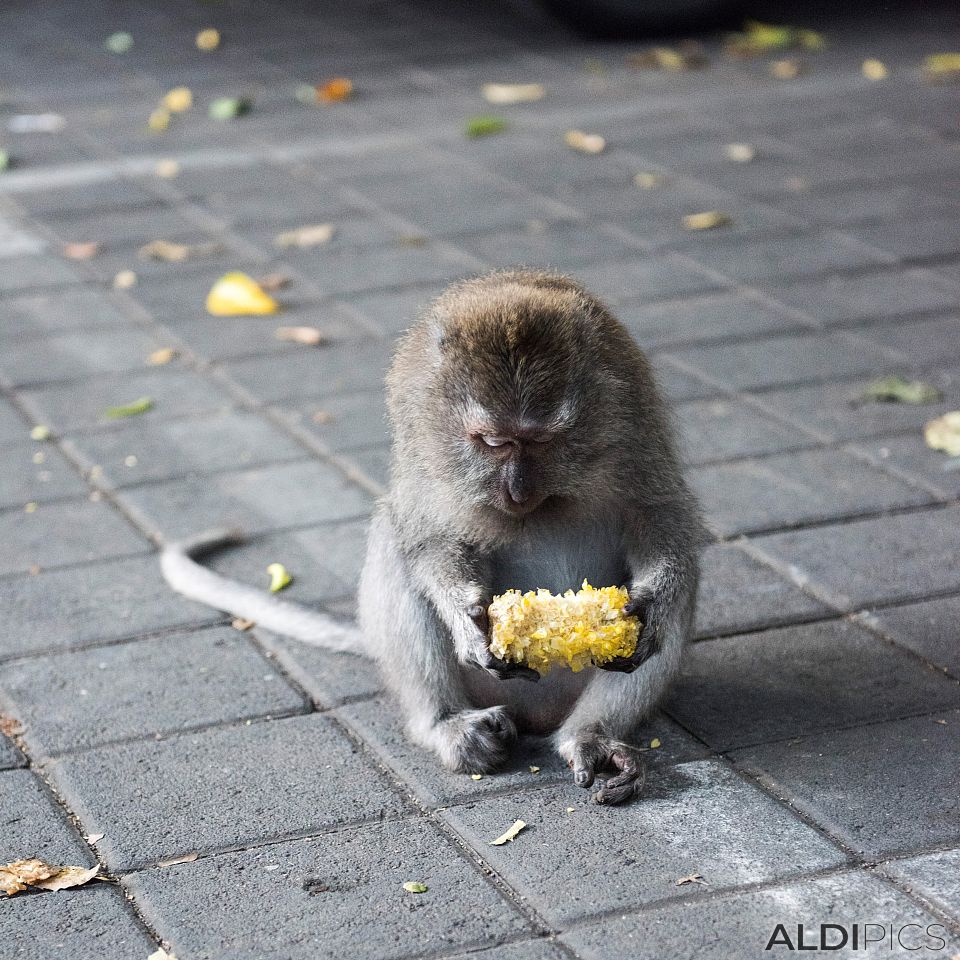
xmin=443 ymin=706 xmax=517 ymax=774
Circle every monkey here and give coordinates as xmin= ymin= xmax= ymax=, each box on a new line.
xmin=162 ymin=269 xmax=704 ymax=805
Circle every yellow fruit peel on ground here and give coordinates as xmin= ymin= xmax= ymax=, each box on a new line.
xmin=267 ymin=563 xmax=292 ymax=593
xmin=206 ymin=272 xmax=279 ymax=316
xmin=489 ymin=581 xmax=640 ymax=674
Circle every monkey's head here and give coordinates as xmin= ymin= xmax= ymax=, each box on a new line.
xmin=388 ymin=271 xmax=647 ymax=523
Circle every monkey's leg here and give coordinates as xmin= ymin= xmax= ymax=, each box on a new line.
xmin=554 ymin=564 xmax=697 ymax=805
xmin=358 ymin=510 xmax=517 ymax=773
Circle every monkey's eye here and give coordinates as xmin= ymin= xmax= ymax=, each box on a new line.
xmin=480 ymin=435 xmax=511 ymax=448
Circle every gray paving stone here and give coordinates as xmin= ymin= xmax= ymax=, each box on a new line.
xmin=853 ymin=433 xmax=960 ymax=499
xmin=0 ymin=288 xmax=136 ymax=339
xmin=0 ymin=439 xmax=88 ymax=508
xmin=2 ymin=626 xmax=308 ymax=757
xmin=339 ymin=695 xmax=705 ymax=808
xmin=665 ymin=331 xmax=903 ymax=392
xmin=675 ymin=397 xmax=814 ymax=466
xmin=884 ymin=847 xmax=960 ymax=923
xmin=650 ymin=359 xmax=723 ymax=403
xmin=441 ymin=760 xmax=845 ymax=926
xmin=0 ymin=554 xmax=216 ymax=660
xmin=346 ymin=444 xmax=390 ymax=489
xmin=0 ymin=733 xmax=25 ymax=770
xmin=749 ymin=506 xmax=960 ymax=610
xmin=274 ymin=392 xmax=389 ymax=453
xmin=0 ymin=327 xmax=163 ymax=388
xmin=61 ymin=409 xmax=307 ymax=490
xmin=857 ymin=314 xmax=960 ymax=368
xmin=863 ymin=595 xmax=960 ymax=677
xmin=0 ymin=397 xmax=30 ymax=444
xmin=0 ymin=254 xmax=81 ymax=292
xmin=443 ymin=940 xmax=568 ymax=960
xmin=853 ymin=216 xmax=960 ymax=262
xmin=225 ymin=339 xmax=394 ymax=403
xmin=618 ymin=290 xmax=805 ymax=351
xmin=574 ymin=256 xmax=720 ymax=306
xmin=0 ymin=768 xmax=92 ymax=865
xmin=760 ymin=268 xmax=960 ymax=328
xmin=682 ymin=231 xmax=891 ymax=284
xmin=0 ymin=886 xmax=157 ymax=960
xmin=668 ymin=619 xmax=960 ymax=751
xmin=694 ymin=543 xmax=830 ymax=637
xmin=114 ymin=459 xmax=372 ymax=542
xmin=343 ymin=282 xmax=445 ymax=336
xmin=690 ymin=447 xmax=934 ymax=537
xmin=0 ymin=497 xmax=147 ymax=577
xmin=16 ymin=368 xmax=235 ymax=433
xmin=563 ymin=871 xmax=960 ymax=960
xmin=47 ymin=713 xmax=409 ymax=870
xmin=125 ymin=819 xmax=530 ymax=960
xmin=733 ymin=709 xmax=960 ymax=857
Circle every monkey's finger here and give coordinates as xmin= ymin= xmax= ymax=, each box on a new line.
xmin=486 ymin=662 xmax=540 ymax=683
xmin=466 ymin=602 xmax=490 ymax=634
xmin=596 ymin=655 xmax=639 ymax=673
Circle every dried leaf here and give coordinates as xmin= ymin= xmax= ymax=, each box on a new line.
xmin=158 ymin=852 xmax=198 ymax=868
xmin=267 ymin=562 xmax=292 ymax=593
xmin=857 ymin=376 xmax=942 ymax=406
xmin=924 ymin=53 xmax=960 ymax=80
xmin=86 ymin=833 xmax=105 ymax=844
xmin=104 ymin=397 xmax=153 ymax=420
xmin=634 ymin=172 xmax=666 ymax=189
xmin=139 ymin=239 xmax=190 ymax=262
xmin=147 ymin=348 xmax=177 ymax=366
xmin=209 ymin=97 xmax=252 ymax=120
xmin=862 ymin=59 xmax=888 ymax=80
xmin=149 ymin=949 xmax=178 ymax=960
xmin=317 ymin=78 xmax=353 ymax=103
xmin=206 ymin=272 xmax=279 ymax=316
xmin=397 ymin=234 xmax=428 ymax=247
xmin=770 ymin=57 xmax=805 ymax=79
xmin=676 ymin=872 xmax=707 ymax=886
xmin=196 ymin=28 xmax=220 ymax=51
xmin=481 ymin=83 xmax=545 ymax=104
xmin=925 ymin=411 xmax=960 ymax=457
xmin=30 ymin=425 xmax=51 ymax=441
xmin=0 ymin=714 xmax=23 ymax=737
xmin=161 ymin=87 xmax=193 ymax=113
xmin=683 ymin=211 xmax=731 ymax=231
xmin=275 ymin=326 xmax=326 ymax=346
xmin=232 ymin=618 xmax=256 ymax=631
xmin=564 ymin=130 xmax=605 ymax=154
xmin=724 ymin=143 xmax=755 ymax=162
xmin=32 ymin=865 xmax=100 ymax=891
xmin=402 ymin=881 xmax=428 ymax=893
xmin=274 ymin=223 xmax=335 ymax=248
xmin=155 ymin=159 xmax=180 ymax=178
xmin=113 ymin=269 xmax=137 ymax=289
xmin=64 ymin=241 xmax=101 ymax=260
xmin=627 ymin=44 xmax=707 ymax=70
xmin=490 ymin=819 xmax=527 ymax=845
xmin=105 ymin=31 xmax=134 ymax=54
xmin=465 ymin=115 xmax=508 ymax=138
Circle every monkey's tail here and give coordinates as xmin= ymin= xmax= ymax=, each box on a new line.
xmin=160 ymin=529 xmax=361 ymax=653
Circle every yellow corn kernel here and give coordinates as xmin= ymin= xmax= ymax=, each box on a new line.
xmin=488 ymin=581 xmax=640 ymax=674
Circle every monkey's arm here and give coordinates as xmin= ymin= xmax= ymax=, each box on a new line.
xmin=400 ymin=535 xmax=538 ymax=681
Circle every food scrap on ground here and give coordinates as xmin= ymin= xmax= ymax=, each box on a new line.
xmin=470 ymin=773 xmax=483 ymax=780
xmin=725 ymin=21 xmax=825 ymax=57
xmin=147 ymin=347 xmax=177 ymax=366
xmin=63 ymin=241 xmax=101 ymax=260
xmin=104 ymin=397 xmax=153 ymax=420
xmin=113 ymin=269 xmax=138 ymax=289
xmin=209 ymin=96 xmax=252 ymax=119
xmin=564 ymin=130 xmax=605 ymax=154
xmin=155 ymin=159 xmax=180 ymax=178
xmin=862 ymin=59 xmax=888 ymax=80
xmin=1 ymin=859 xmax=100 ymax=897
xmin=196 ymin=28 xmax=220 ymax=51
xmin=148 ymin=108 xmax=171 ymax=132
xmin=634 ymin=172 xmax=667 ymax=189
xmin=274 ymin=223 xmax=335 ymax=248
xmin=316 ymin=78 xmax=353 ymax=103
xmin=490 ymin=820 xmax=527 ymax=845
xmin=465 ymin=115 xmax=508 ymax=138
xmin=770 ymin=57 xmax=806 ymax=79
xmin=161 ymin=87 xmax=193 ymax=113
xmin=481 ymin=83 xmax=545 ymax=104
xmin=267 ymin=562 xmax=292 ymax=592
xmin=856 ymin=376 xmax=942 ymax=405
xmin=105 ymin=31 xmax=134 ymax=54
xmin=650 ymin=738 xmax=662 ymax=749
xmin=724 ymin=143 xmax=755 ymax=162
xmin=923 ymin=53 xmax=960 ymax=81
xmin=683 ymin=211 xmax=732 ymax=230
xmin=139 ymin=239 xmax=223 ymax=262
xmin=924 ymin=412 xmax=960 ymax=456
xmin=275 ymin=326 xmax=326 ymax=346
xmin=30 ymin=425 xmax=50 ymax=441
xmin=627 ymin=44 xmax=707 ymax=70
xmin=232 ymin=618 xmax=256 ymax=631
xmin=402 ymin=882 xmax=428 ymax=894
xmin=206 ymin=272 xmax=279 ymax=316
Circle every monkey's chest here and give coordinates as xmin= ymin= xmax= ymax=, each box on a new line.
xmin=489 ymin=518 xmax=626 ymax=596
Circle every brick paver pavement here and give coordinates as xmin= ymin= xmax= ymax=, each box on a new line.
xmin=1 ymin=1 xmax=959 ymax=957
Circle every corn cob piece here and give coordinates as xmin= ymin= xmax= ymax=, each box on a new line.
xmin=488 ymin=581 xmax=640 ymax=674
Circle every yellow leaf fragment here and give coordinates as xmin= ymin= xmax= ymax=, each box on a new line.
xmin=64 ymin=241 xmax=101 ymax=260
xmin=147 ymin=347 xmax=177 ymax=366
xmin=634 ymin=171 xmax=666 ymax=189
xmin=274 ymin=223 xmax=335 ymax=248
xmin=924 ymin=411 xmax=960 ymax=457
xmin=162 ymin=87 xmax=193 ymax=113
xmin=924 ymin=53 xmax=960 ymax=80
xmin=481 ymin=83 xmax=545 ymax=104
xmin=196 ymin=28 xmax=220 ymax=51
xmin=206 ymin=272 xmax=279 ymax=316
xmin=1 ymin=859 xmax=98 ymax=897
xmin=274 ymin=326 xmax=326 ymax=346
xmin=113 ymin=269 xmax=137 ymax=289
xmin=683 ymin=211 xmax=732 ymax=231
xmin=490 ymin=819 xmax=527 ymax=845
xmin=104 ymin=397 xmax=153 ymax=420
xmin=403 ymin=881 xmax=428 ymax=893
xmin=862 ymin=59 xmax=888 ymax=80
xmin=489 ymin=581 xmax=641 ymax=674
xmin=724 ymin=143 xmax=755 ymax=162
xmin=564 ymin=130 xmax=606 ymax=154
xmin=267 ymin=563 xmax=292 ymax=593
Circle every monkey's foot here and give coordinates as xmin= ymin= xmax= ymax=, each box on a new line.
xmin=557 ymin=731 xmax=646 ymax=805
xmin=433 ymin=706 xmax=517 ymax=774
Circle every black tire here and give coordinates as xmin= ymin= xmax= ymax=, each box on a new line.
xmin=541 ymin=0 xmax=738 ymax=37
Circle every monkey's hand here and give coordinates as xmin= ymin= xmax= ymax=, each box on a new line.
xmin=462 ymin=603 xmax=540 ymax=682
xmin=597 ymin=587 xmax=662 ymax=673
xmin=564 ymin=730 xmax=646 ymax=805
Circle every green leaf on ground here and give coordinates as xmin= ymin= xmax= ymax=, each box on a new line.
xmin=465 ymin=115 xmax=508 ymax=138
xmin=856 ymin=376 xmax=943 ymax=405
xmin=104 ymin=397 xmax=153 ymax=419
